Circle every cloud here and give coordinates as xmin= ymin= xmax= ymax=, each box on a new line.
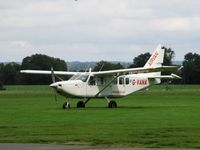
xmin=0 ymin=0 xmax=200 ymax=62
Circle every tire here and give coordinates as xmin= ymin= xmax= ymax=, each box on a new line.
xmin=63 ymin=102 xmax=70 ymax=109
xmin=77 ymin=101 xmax=85 ymax=108
xmin=108 ymin=100 xmax=117 ymax=108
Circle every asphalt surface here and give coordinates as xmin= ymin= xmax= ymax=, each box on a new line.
xmin=0 ymin=143 xmax=199 ymax=150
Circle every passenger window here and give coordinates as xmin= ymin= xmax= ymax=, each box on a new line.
xmin=119 ymin=77 xmax=124 ymax=85
xmin=125 ymin=78 xmax=129 ymax=85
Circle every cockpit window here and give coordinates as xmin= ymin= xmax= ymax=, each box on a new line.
xmin=69 ymin=74 xmax=81 ymax=80
xmin=69 ymin=74 xmax=89 ymax=82
xmin=78 ymin=75 xmax=89 ymax=82
xmin=88 ymin=76 xmax=96 ymax=86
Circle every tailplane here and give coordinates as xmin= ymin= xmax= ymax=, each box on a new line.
xmin=144 ymin=45 xmax=165 ymax=84
xmin=143 ymin=45 xmax=181 ymax=84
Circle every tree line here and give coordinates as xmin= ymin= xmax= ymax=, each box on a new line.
xmin=0 ymin=54 xmax=67 ymax=86
xmin=0 ymin=49 xmax=200 ymax=86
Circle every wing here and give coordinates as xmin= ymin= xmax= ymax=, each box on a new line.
xmin=20 ymin=70 xmax=77 ymax=76
xmin=92 ymin=66 xmax=178 ymax=76
xmin=92 ymin=45 xmax=178 ymax=77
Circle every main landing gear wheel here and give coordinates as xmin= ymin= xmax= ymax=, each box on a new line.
xmin=108 ymin=100 xmax=117 ymax=108
xmin=63 ymin=102 xmax=70 ymax=109
xmin=77 ymin=101 xmax=85 ymax=108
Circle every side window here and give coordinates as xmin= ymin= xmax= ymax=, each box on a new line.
xmin=119 ymin=77 xmax=124 ymax=85
xmin=125 ymin=78 xmax=129 ymax=85
xmin=96 ymin=77 xmax=104 ymax=85
xmin=89 ymin=76 xmax=96 ymax=86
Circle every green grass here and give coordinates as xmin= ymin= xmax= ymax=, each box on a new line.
xmin=0 ymin=84 xmax=200 ymax=148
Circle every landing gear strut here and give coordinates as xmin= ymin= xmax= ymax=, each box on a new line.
xmin=105 ymin=97 xmax=117 ymax=108
xmin=63 ymin=98 xmax=117 ymax=109
xmin=63 ymin=102 xmax=70 ymax=109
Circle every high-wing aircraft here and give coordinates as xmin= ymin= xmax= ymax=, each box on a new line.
xmin=21 ymin=45 xmax=181 ymax=109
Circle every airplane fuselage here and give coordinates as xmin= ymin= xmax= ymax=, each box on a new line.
xmin=51 ymin=73 xmax=158 ymax=99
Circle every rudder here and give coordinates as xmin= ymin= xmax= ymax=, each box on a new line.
xmin=144 ymin=45 xmax=165 ymax=68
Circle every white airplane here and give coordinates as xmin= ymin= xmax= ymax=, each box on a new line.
xmin=21 ymin=45 xmax=181 ymax=109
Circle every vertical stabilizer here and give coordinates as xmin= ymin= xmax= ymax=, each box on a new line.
xmin=144 ymin=45 xmax=165 ymax=68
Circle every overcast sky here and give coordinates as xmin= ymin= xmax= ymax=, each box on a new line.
xmin=0 ymin=0 xmax=200 ymax=62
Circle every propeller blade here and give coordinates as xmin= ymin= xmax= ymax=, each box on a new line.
xmin=51 ymin=67 xmax=55 ymax=83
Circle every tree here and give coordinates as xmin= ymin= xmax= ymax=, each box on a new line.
xmin=0 ymin=63 xmax=6 ymax=90
xmin=0 ymin=63 xmax=21 ymax=85
xmin=129 ymin=53 xmax=151 ymax=68
xmin=162 ymin=47 xmax=176 ymax=82
xmin=129 ymin=47 xmax=175 ymax=68
xmin=3 ymin=63 xmax=21 ymax=85
xmin=163 ymin=47 xmax=175 ymax=65
xmin=21 ymin=54 xmax=67 ymax=85
xmin=0 ymin=63 xmax=4 ymax=84
xmin=0 ymin=81 xmax=6 ymax=90
xmin=93 ymin=61 xmax=124 ymax=71
xmin=183 ymin=53 xmax=200 ymax=84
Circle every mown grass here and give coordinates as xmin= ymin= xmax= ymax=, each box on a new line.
xmin=0 ymin=84 xmax=200 ymax=148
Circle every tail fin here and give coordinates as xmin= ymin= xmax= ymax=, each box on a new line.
xmin=144 ymin=45 xmax=165 ymax=68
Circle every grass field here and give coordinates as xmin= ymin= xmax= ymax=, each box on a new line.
xmin=0 ymin=84 xmax=200 ymax=148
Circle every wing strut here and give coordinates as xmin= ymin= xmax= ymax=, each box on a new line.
xmin=95 ymin=75 xmax=119 ymax=97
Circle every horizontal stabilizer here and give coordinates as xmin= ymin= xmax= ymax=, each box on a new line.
xmin=148 ymin=73 xmax=181 ymax=79
xmin=171 ymin=73 xmax=182 ymax=79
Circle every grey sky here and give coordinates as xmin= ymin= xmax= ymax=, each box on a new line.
xmin=0 ymin=0 xmax=200 ymax=62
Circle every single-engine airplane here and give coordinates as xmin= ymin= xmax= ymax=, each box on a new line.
xmin=21 ymin=45 xmax=181 ymax=109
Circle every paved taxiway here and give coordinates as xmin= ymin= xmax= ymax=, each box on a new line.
xmin=0 ymin=143 xmax=198 ymax=150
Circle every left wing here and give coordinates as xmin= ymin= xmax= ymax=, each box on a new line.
xmin=20 ymin=70 xmax=77 ymax=76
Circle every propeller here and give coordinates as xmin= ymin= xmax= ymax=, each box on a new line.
xmin=50 ymin=67 xmax=58 ymax=103
xmin=50 ymin=67 xmax=64 ymax=103
xmin=51 ymin=67 xmax=56 ymax=83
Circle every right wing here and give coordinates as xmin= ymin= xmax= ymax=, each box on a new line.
xmin=20 ymin=70 xmax=77 ymax=76
xmin=92 ymin=45 xmax=178 ymax=77
xmin=92 ymin=66 xmax=178 ymax=77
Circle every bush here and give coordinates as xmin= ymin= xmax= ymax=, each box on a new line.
xmin=0 ymin=82 xmax=6 ymax=90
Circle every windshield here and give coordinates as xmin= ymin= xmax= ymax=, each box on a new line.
xmin=69 ymin=74 xmax=89 ymax=82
